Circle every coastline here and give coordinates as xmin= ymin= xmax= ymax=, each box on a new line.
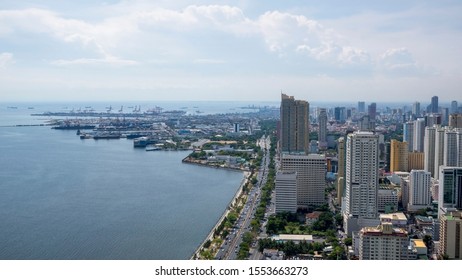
xmin=189 ymin=166 xmax=251 ymax=259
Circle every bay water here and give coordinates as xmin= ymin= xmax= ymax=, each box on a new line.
xmin=0 ymin=102 xmax=253 ymax=259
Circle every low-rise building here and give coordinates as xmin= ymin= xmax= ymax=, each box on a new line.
xmin=359 ymin=222 xmax=409 ymax=260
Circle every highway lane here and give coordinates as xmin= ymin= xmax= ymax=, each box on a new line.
xmin=216 ymin=135 xmax=270 ymax=260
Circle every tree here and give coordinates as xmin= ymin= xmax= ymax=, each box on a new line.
xmin=344 ymin=237 xmax=353 ymax=247
xmin=423 ymin=235 xmax=433 ymax=251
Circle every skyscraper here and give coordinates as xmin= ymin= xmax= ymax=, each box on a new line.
xmin=403 ymin=122 xmax=414 ymax=152
xmin=431 ymin=96 xmax=439 ymax=113
xmin=390 ymin=139 xmax=408 ymax=172
xmin=438 ymin=167 xmax=462 ymax=216
xmin=408 ymin=170 xmax=432 ymax=212
xmin=280 ymin=94 xmax=309 ymax=154
xmin=424 ymin=126 xmax=436 ymax=177
xmin=449 ymin=114 xmax=462 ymax=129
xmin=337 ymin=137 xmax=345 ymax=205
xmin=451 ymin=101 xmax=459 ymax=114
xmin=368 ymin=103 xmax=377 ymax=130
xmin=343 ymin=131 xmax=379 ymax=235
xmin=413 ymin=118 xmax=425 ymax=152
xmin=318 ymin=108 xmax=327 ymax=149
xmin=444 ymin=129 xmax=458 ymax=167
xmin=358 ymin=101 xmax=365 ymax=113
xmin=434 ymin=126 xmax=446 ymax=179
xmin=412 ymin=101 xmax=420 ymax=118
xmin=281 ymin=154 xmax=326 ymax=209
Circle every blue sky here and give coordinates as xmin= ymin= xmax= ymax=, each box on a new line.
xmin=1 ymin=0 xmax=461 ymax=103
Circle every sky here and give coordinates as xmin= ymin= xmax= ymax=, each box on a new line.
xmin=1 ymin=0 xmax=461 ymax=103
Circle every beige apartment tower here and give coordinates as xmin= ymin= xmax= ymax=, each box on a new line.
xmin=280 ymin=94 xmax=310 ymax=154
xmin=390 ymin=140 xmax=408 ymax=172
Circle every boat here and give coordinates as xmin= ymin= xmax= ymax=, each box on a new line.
xmin=146 ymin=145 xmax=161 ymax=151
xmin=93 ymin=133 xmax=121 ymax=140
xmin=133 ymin=136 xmax=157 ymax=148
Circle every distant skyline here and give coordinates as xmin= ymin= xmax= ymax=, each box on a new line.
xmin=1 ymin=1 xmax=461 ymax=102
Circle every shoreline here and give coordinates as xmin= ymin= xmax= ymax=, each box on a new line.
xmin=189 ymin=165 xmax=251 ymax=259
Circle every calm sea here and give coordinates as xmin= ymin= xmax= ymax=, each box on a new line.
xmin=0 ymin=101 xmax=271 ymax=260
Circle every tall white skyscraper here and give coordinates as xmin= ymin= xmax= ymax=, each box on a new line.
xmin=281 ymin=154 xmax=326 ymax=209
xmin=343 ymin=131 xmax=380 ymax=235
xmin=413 ymin=118 xmax=425 ymax=152
xmin=408 ymin=170 xmax=432 ymax=211
xmin=434 ymin=126 xmax=446 ymax=179
xmin=424 ymin=126 xmax=436 ymax=177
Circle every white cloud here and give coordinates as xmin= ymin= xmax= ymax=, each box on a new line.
xmin=0 ymin=52 xmax=14 ymax=69
xmin=0 ymin=5 xmax=372 ymax=67
xmin=193 ymin=58 xmax=226 ymax=64
xmin=378 ymin=47 xmax=422 ymax=76
xmin=51 ymin=56 xmax=138 ymax=66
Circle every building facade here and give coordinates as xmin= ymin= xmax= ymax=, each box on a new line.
xmin=439 ymin=211 xmax=462 ymax=259
xmin=318 ymin=108 xmax=327 ymax=149
xmin=281 ymin=154 xmax=326 ymax=209
xmin=438 ymin=167 xmax=462 ymax=215
xmin=275 ymin=171 xmax=298 ymax=213
xmin=343 ymin=131 xmax=379 ymax=235
xmin=280 ymin=94 xmax=309 ymax=154
xmin=359 ymin=222 xmax=409 ymax=260
xmin=408 ymin=170 xmax=432 ymax=212
xmin=390 ymin=139 xmax=408 ymax=172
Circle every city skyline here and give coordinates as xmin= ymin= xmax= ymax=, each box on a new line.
xmin=1 ymin=1 xmax=462 ymax=102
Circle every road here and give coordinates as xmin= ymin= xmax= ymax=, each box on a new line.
xmin=215 ymin=135 xmax=271 ymax=260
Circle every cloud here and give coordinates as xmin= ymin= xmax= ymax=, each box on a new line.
xmin=51 ymin=56 xmax=138 ymax=66
xmin=192 ymin=58 xmax=226 ymax=64
xmin=257 ymin=11 xmax=371 ymax=66
xmin=0 ymin=52 xmax=14 ymax=69
xmin=0 ymin=5 xmax=371 ymax=68
xmin=378 ymin=47 xmax=423 ymax=76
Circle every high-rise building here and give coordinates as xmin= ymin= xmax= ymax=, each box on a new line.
xmin=281 ymin=154 xmax=326 ymax=209
xmin=431 ymin=96 xmax=439 ymax=113
xmin=449 ymin=114 xmax=462 ymax=129
xmin=334 ymin=107 xmax=346 ymax=123
xmin=359 ymin=222 xmax=409 ymax=260
xmin=337 ymin=137 xmax=345 ymax=205
xmin=412 ymin=102 xmax=420 ymax=117
xmin=424 ymin=126 xmax=436 ymax=177
xmin=439 ymin=210 xmax=462 ymax=259
xmin=275 ymin=171 xmax=298 ymax=213
xmin=413 ymin=118 xmax=425 ymax=152
xmin=318 ymin=108 xmax=327 ymax=149
xmin=359 ymin=115 xmax=371 ymax=131
xmin=425 ymin=114 xmax=441 ymax=127
xmin=444 ymin=129 xmax=458 ymax=167
xmin=368 ymin=103 xmax=377 ymax=130
xmin=434 ymin=126 xmax=446 ymax=179
xmin=280 ymin=94 xmax=309 ymax=154
xmin=451 ymin=101 xmax=459 ymax=114
xmin=403 ymin=122 xmax=414 ymax=152
xmin=408 ymin=152 xmax=424 ymax=171
xmin=358 ymin=101 xmax=365 ymax=113
xmin=438 ymin=167 xmax=462 ymax=216
xmin=408 ymin=170 xmax=432 ymax=212
xmin=390 ymin=140 xmax=408 ymax=172
xmin=343 ymin=131 xmax=379 ymax=235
